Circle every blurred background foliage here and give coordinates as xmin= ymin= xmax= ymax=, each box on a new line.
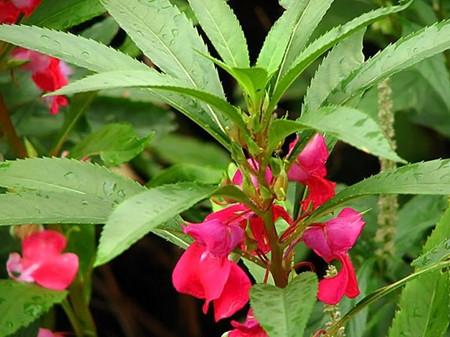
xmin=1 ymin=0 xmax=450 ymax=336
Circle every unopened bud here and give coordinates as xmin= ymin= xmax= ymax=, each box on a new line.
xmin=10 ymin=224 xmax=43 ymax=240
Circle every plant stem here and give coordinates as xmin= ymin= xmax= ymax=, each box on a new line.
xmin=262 ymin=210 xmax=289 ymax=288
xmin=61 ymin=299 xmax=84 ymax=337
xmin=70 ymin=279 xmax=98 ymax=337
xmin=0 ymin=94 xmax=26 ymax=158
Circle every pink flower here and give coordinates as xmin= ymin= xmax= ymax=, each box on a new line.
xmin=230 ymin=310 xmax=268 ymax=337
xmin=172 ymin=243 xmax=251 ymax=321
xmin=7 ymin=230 xmax=79 ymax=291
xmin=37 ymin=328 xmax=63 ymax=337
xmin=302 ymin=208 xmax=364 ymax=304
xmin=288 ymin=134 xmax=336 ymax=210
xmin=12 ymin=48 xmax=71 ymax=114
xmin=0 ymin=0 xmax=41 ymax=23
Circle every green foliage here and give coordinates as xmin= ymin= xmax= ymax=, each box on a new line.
xmin=251 ymin=272 xmax=318 ymax=337
xmin=0 ymin=158 xmax=144 ymax=205
xmin=95 ymin=182 xmax=218 ymax=266
xmin=0 ymin=191 xmax=112 ymax=225
xmin=268 ymin=106 xmax=402 ymax=162
xmin=268 ymin=0 xmax=412 ymax=111
xmin=70 ymin=123 xmax=153 ymax=166
xmin=148 ymin=163 xmax=224 ymax=186
xmin=0 ymin=280 xmax=67 ymax=337
xmin=388 ymin=205 xmax=450 ymax=337
xmin=331 ymin=19 xmax=450 ymax=104
xmin=311 ymin=160 xmax=450 ymax=220
xmin=187 ymin=0 xmax=249 ymax=67
xmin=25 ymin=0 xmax=105 ymax=30
xmin=303 ymin=29 xmax=365 ymax=112
xmin=0 ymin=25 xmax=147 ymax=73
xmin=80 ymin=16 xmax=120 ymax=45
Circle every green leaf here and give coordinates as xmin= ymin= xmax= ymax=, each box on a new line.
xmin=95 ymin=183 xmax=218 ymax=266
xmin=50 ymin=92 xmax=97 ymax=156
xmin=99 ymin=0 xmax=224 ymax=97
xmin=0 ymin=280 xmax=67 ymax=337
xmin=0 ymin=25 xmax=147 ymax=73
xmin=388 ymin=206 xmax=450 ymax=337
xmin=268 ymin=0 xmax=412 ymax=111
xmin=268 ymin=106 xmax=403 ymax=162
xmin=310 ymin=159 xmax=450 ymax=221
xmin=0 ymin=191 xmax=112 ymax=225
xmin=276 ymin=0 xmax=334 ymax=79
xmin=242 ymin=258 xmax=275 ymax=285
xmin=0 ymin=158 xmax=144 ymax=204
xmin=412 ymin=238 xmax=450 ymax=269
xmin=25 ymin=0 xmax=105 ymax=30
xmin=331 ymin=19 xmax=450 ymax=104
xmin=151 ymin=134 xmax=229 ymax=169
xmin=251 ymin=272 xmax=318 ymax=337
xmin=148 ymin=163 xmax=224 ymax=187
xmin=50 ymin=70 xmax=246 ymax=134
xmin=80 ymin=16 xmax=120 ymax=45
xmin=70 ymin=123 xmax=153 ymax=166
xmin=303 ymin=29 xmax=365 ymax=112
xmin=187 ymin=0 xmax=249 ymax=67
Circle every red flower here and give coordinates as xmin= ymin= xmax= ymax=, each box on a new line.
xmin=172 ymin=243 xmax=251 ymax=321
xmin=288 ymin=134 xmax=336 ymax=210
xmin=13 ymin=48 xmax=71 ymax=114
xmin=302 ymin=208 xmax=365 ymax=304
xmin=37 ymin=328 xmax=63 ymax=337
xmin=230 ymin=310 xmax=268 ymax=337
xmin=0 ymin=0 xmax=41 ymax=24
xmin=7 ymin=230 xmax=79 ymax=291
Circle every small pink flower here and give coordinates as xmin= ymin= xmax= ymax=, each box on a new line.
xmin=37 ymin=328 xmax=64 ymax=337
xmin=172 ymin=243 xmax=251 ymax=321
xmin=0 ymin=0 xmax=41 ymax=24
xmin=232 ymin=159 xmax=273 ymax=189
xmin=230 ymin=310 xmax=268 ymax=337
xmin=12 ymin=48 xmax=71 ymax=115
xmin=7 ymin=230 xmax=79 ymax=291
xmin=288 ymin=134 xmax=336 ymax=210
xmin=302 ymin=208 xmax=364 ymax=304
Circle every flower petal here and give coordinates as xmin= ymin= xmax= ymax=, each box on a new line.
xmin=213 ymin=262 xmax=251 ymax=321
xmin=326 ymin=208 xmax=365 ymax=254
xmin=32 ymin=253 xmax=79 ymax=291
xmin=303 ymin=225 xmax=333 ymax=262
xmin=301 ymin=176 xmax=336 ymax=210
xmin=298 ymin=134 xmax=329 ymax=177
xmin=22 ymin=230 xmax=67 ymax=262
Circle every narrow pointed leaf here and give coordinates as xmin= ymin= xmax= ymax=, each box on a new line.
xmin=0 ymin=281 xmax=67 ymax=337
xmin=187 ymin=0 xmax=249 ymax=67
xmin=331 ymin=19 xmax=450 ymax=104
xmin=388 ymin=206 xmax=450 ymax=337
xmin=269 ymin=0 xmax=412 ymax=111
xmin=310 ymin=159 xmax=450 ymax=221
xmin=0 ymin=25 xmax=147 ymax=72
xmin=303 ymin=29 xmax=365 ymax=112
xmin=268 ymin=106 xmax=403 ymax=162
xmin=50 ymin=70 xmax=247 ymax=131
xmin=95 ymin=183 xmax=218 ymax=266
xmin=251 ymin=272 xmax=318 ymax=337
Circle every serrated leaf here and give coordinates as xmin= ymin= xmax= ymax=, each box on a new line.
xmin=268 ymin=106 xmax=403 ymax=162
xmin=0 ymin=280 xmax=67 ymax=337
xmin=70 ymin=123 xmax=152 ymax=166
xmin=310 ymin=160 xmax=450 ymax=221
xmin=412 ymin=238 xmax=450 ymax=269
xmin=25 ymin=0 xmax=105 ymax=30
xmin=251 ymin=272 xmax=318 ymax=337
xmin=0 ymin=25 xmax=147 ymax=72
xmin=50 ymin=70 xmax=246 ymax=133
xmin=80 ymin=16 xmax=119 ymax=45
xmin=332 ymin=19 xmax=450 ymax=104
xmin=0 ymin=191 xmax=112 ymax=225
xmin=268 ymin=0 xmax=412 ymax=111
xmin=303 ymin=29 xmax=365 ymax=112
xmin=0 ymin=158 xmax=144 ymax=205
xmin=95 ymin=183 xmax=218 ymax=266
xmin=187 ymin=0 xmax=249 ymax=67
xmin=388 ymin=206 xmax=450 ymax=337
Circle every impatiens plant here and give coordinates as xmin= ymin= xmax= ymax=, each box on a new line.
xmin=0 ymin=0 xmax=450 ymax=336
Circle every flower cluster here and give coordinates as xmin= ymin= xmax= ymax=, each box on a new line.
xmin=172 ymin=133 xmax=365 ymax=335
xmin=0 ymin=0 xmax=41 ymax=24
